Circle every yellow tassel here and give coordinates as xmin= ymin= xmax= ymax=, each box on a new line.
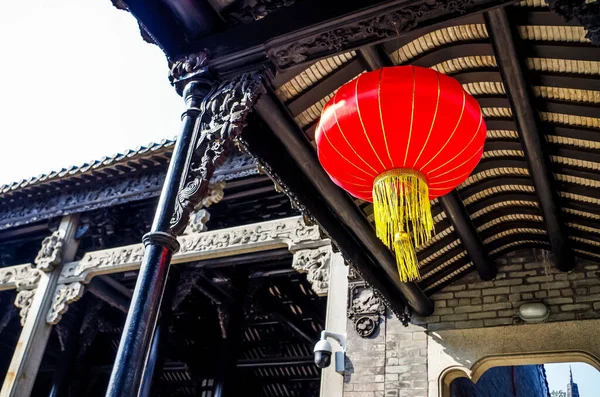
xmin=394 ymin=232 xmax=420 ymax=282
xmin=372 ymin=169 xmax=434 ymax=281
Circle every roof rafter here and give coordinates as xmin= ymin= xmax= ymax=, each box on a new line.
xmin=484 ymin=6 xmax=575 ymax=272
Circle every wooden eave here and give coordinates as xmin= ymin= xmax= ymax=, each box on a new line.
xmin=272 ymin=2 xmax=600 ymax=293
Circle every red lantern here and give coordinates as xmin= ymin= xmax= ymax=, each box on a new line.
xmin=316 ymin=66 xmax=486 ymax=281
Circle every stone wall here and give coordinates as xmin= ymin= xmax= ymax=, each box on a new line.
xmin=343 ymin=315 xmax=428 ymax=397
xmin=342 ymin=248 xmax=600 ymax=397
xmin=420 ymin=248 xmax=600 ymax=330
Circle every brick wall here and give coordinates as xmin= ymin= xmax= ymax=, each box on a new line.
xmin=343 ymin=316 xmax=428 ymax=397
xmin=418 ymin=248 xmax=600 ymax=330
xmin=343 ymin=316 xmax=386 ymax=397
xmin=342 ymin=248 xmax=600 ymax=397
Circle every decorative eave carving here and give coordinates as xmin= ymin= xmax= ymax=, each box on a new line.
xmin=59 ymin=216 xmax=326 ymax=284
xmin=347 ymin=284 xmax=386 ymax=338
xmin=0 ymin=264 xmax=38 ymax=291
xmin=268 ymin=0 xmax=506 ymax=69
xmin=169 ymin=51 xmax=211 ymax=86
xmin=34 ymin=231 xmax=65 ymax=272
xmin=47 ymin=282 xmax=85 ymax=325
xmin=182 ymin=181 xmax=225 ymax=235
xmin=0 ymin=154 xmax=256 ymax=232
xmin=292 ymin=245 xmax=331 ymax=296
xmin=548 ymin=0 xmax=600 ymax=45
xmin=183 ymin=209 xmax=211 ymax=234
xmin=3 ymin=264 xmax=42 ymax=326
xmin=236 ymin=139 xmax=315 ymax=225
xmin=227 ymin=0 xmax=297 ymax=24
xmin=170 ymin=72 xmax=266 ymax=235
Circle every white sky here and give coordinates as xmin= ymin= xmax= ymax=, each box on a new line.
xmin=0 ymin=0 xmax=184 ymax=185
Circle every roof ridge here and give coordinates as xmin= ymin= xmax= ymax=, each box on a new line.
xmin=0 ymin=137 xmax=177 ymax=195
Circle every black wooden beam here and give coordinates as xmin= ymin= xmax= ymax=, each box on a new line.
xmin=247 ymin=90 xmax=434 ymax=316
xmin=358 ymin=44 xmax=497 ymax=281
xmin=485 ymin=7 xmax=575 ymax=272
xmin=358 ymin=45 xmax=394 ymax=70
xmin=236 ymin=357 xmax=314 ymax=368
xmin=188 ymin=0 xmax=517 ymax=74
xmin=88 ymin=277 xmax=131 ymax=313
xmin=440 ymin=191 xmax=497 ymax=280
xmin=258 ymin=292 xmax=317 ymax=345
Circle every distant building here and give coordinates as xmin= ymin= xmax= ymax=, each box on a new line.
xmin=568 ymin=367 xmax=580 ymax=397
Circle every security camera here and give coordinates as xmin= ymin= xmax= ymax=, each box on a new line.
xmin=313 ymin=330 xmax=346 ymax=374
xmin=314 ymin=338 xmax=333 ymax=368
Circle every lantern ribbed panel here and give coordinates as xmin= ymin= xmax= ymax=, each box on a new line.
xmin=315 ymin=66 xmax=486 ymax=202
xmin=315 ymin=66 xmax=486 ymax=282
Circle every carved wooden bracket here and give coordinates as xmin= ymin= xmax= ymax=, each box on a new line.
xmin=7 ymin=264 xmax=42 ymax=326
xmin=34 ymin=231 xmax=65 ymax=272
xmin=169 ymin=72 xmax=266 ymax=235
xmin=47 ymin=282 xmax=85 ymax=325
xmin=292 ymin=245 xmax=332 ymax=296
xmin=15 ymin=290 xmax=36 ymax=327
xmin=182 ymin=181 xmax=226 ymax=235
xmin=548 ymin=0 xmax=600 ymax=45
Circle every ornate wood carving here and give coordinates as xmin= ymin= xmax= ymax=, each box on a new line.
xmin=2 ymin=264 xmax=42 ymax=325
xmin=59 ymin=216 xmax=326 ymax=284
xmin=182 ymin=181 xmax=225 ymax=234
xmin=0 ymin=155 xmax=256 ymax=232
xmin=0 ymin=264 xmax=37 ymax=291
xmin=236 ymin=139 xmax=315 ymax=225
xmin=268 ymin=0 xmax=503 ymax=69
xmin=15 ymin=290 xmax=35 ymax=326
xmin=34 ymin=231 xmax=65 ymax=272
xmin=292 ymin=245 xmax=331 ymax=296
xmin=347 ymin=284 xmax=386 ymax=338
xmin=169 ymin=51 xmax=210 ymax=85
xmin=227 ymin=0 xmax=297 ymax=24
xmin=183 ymin=209 xmax=211 ymax=235
xmin=47 ymin=282 xmax=85 ymax=325
xmin=548 ymin=0 xmax=600 ymax=45
xmin=170 ymin=72 xmax=266 ymax=235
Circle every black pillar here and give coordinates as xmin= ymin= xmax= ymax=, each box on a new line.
xmin=138 ymin=267 xmax=181 ymax=397
xmin=105 ymin=79 xmax=212 ymax=397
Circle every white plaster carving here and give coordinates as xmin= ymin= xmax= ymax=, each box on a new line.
xmin=15 ymin=290 xmax=35 ymax=326
xmin=5 ymin=264 xmax=43 ymax=324
xmin=47 ymin=282 xmax=85 ymax=325
xmin=201 ymin=181 xmax=226 ymax=208
xmin=34 ymin=231 xmax=65 ymax=272
xmin=0 ymin=264 xmax=37 ymax=291
xmin=292 ymin=246 xmax=332 ymax=296
xmin=183 ymin=209 xmax=211 ymax=235
xmin=59 ymin=216 xmax=327 ymax=284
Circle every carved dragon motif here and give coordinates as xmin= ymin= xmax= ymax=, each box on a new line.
xmin=292 ymin=246 xmax=331 ymax=296
xmin=170 ymin=72 xmax=265 ymax=235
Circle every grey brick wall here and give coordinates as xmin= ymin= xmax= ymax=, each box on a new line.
xmin=344 ymin=316 xmax=386 ymax=397
xmin=343 ymin=315 xmax=427 ymax=397
xmin=418 ymin=248 xmax=600 ymax=330
xmin=342 ymin=248 xmax=600 ymax=397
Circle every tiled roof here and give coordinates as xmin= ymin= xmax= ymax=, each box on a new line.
xmin=0 ymin=139 xmax=176 ymax=196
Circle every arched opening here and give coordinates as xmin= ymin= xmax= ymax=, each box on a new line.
xmin=440 ymin=352 xmax=600 ymax=397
